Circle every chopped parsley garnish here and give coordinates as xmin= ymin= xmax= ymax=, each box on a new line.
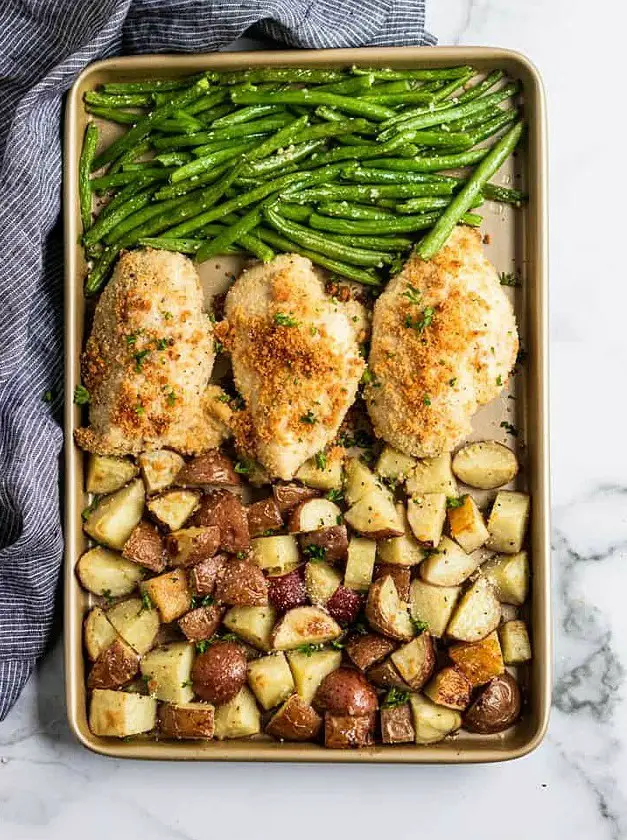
xmin=181 ymin=680 xmax=193 ymax=688
xmin=81 ymin=496 xmax=100 ymax=521
xmin=216 ymin=392 xmax=230 ymax=403
xmin=381 ymin=687 xmax=410 ymax=709
xmin=162 ymin=311 xmax=173 ymax=320
xmin=295 ymin=643 xmax=325 ymax=656
xmin=406 ymin=306 xmax=435 ymax=334
xmin=326 ymin=488 xmax=344 ymax=503
xmin=403 ymin=284 xmax=422 ymax=305
xmin=448 ymin=378 xmax=457 ymax=387
xmin=500 ymin=421 xmax=518 ymax=437
xmin=42 ymin=390 xmax=52 ymax=403
xmin=234 ymin=459 xmax=254 ymax=475
xmin=191 ymin=595 xmax=215 ymax=608
xmin=496 ymin=374 xmax=503 ymax=386
xmin=235 ymin=551 xmax=247 ymax=560
xmin=499 ymin=271 xmax=520 ymax=287
xmin=304 ymin=544 xmax=327 ymax=561
xmin=195 ymin=640 xmax=210 ymax=654
xmin=411 ymin=616 xmax=429 ymax=633
xmin=214 ymin=340 xmax=223 ymax=354
xmin=139 ymin=592 xmax=153 ymax=613
xmin=300 ymin=410 xmax=317 ymax=424
xmin=73 ymin=385 xmax=90 ymax=405
xmin=101 ymin=588 xmax=114 ymax=606
xmin=330 ymin=639 xmax=345 ymax=650
xmin=273 ymin=312 xmax=299 ymax=327
xmin=446 ymin=495 xmax=467 ymax=509
xmin=361 ymin=367 xmax=379 ymax=387
xmin=155 ymin=338 xmax=169 ymax=351
xmin=423 ymin=394 xmax=432 ymax=406
xmin=353 ymin=621 xmax=369 ymax=636
xmin=314 ymin=452 xmax=327 ymax=471
xmin=134 ymin=403 xmax=145 ymax=415
xmin=134 ymin=349 xmax=150 ymax=371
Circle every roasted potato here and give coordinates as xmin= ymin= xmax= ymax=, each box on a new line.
xmin=87 ymin=638 xmax=140 ymax=690
xmin=191 ymin=641 xmax=247 ymax=705
xmin=159 ymin=702 xmax=215 ymax=739
xmin=463 ymin=672 xmax=521 ymax=734
xmin=314 ymin=668 xmax=378 ymax=716
xmin=106 ymin=597 xmax=160 ymax=655
xmin=165 ymin=526 xmax=220 ymax=568
xmin=288 ymin=498 xmax=342 ymax=533
xmin=324 ymin=713 xmax=375 ymax=749
xmin=375 ymin=445 xmax=416 ymax=482
xmin=486 ymin=491 xmax=530 ymax=554
xmin=390 ymin=633 xmax=435 ymax=690
xmin=344 ymin=536 xmax=376 ymax=592
xmin=141 ymin=568 xmax=192 ymax=623
xmin=304 ymin=560 xmax=342 ymax=606
xmin=343 ymin=457 xmax=383 ymax=506
xmin=409 ymin=578 xmax=460 ymax=638
xmin=90 ymin=689 xmax=157 ymax=737
xmin=213 ymin=686 xmax=261 ymax=740
xmin=189 ymin=554 xmax=227 ymax=597
xmin=419 ymin=535 xmax=481 ymax=587
xmin=446 ymin=577 xmax=501 ymax=643
xmin=408 ymin=693 xmax=462 ymax=744
xmin=377 ymin=504 xmax=426 ymax=567
xmin=287 ymin=648 xmax=342 ymax=704
xmin=300 ymin=525 xmax=348 ymax=564
xmin=176 ymin=451 xmax=240 ymax=487
xmin=140 ymin=641 xmax=195 ymax=704
xmin=447 ymin=495 xmax=489 ymax=554
xmin=147 ymin=489 xmax=200 ymax=532
xmin=272 ymin=483 xmax=319 ymax=514
xmin=345 ymin=487 xmax=404 ymax=539
xmin=251 ymin=534 xmax=299 ymax=574
xmin=365 ymin=576 xmax=414 ymax=642
xmin=191 ymin=490 xmax=250 ymax=553
xmin=380 ymin=702 xmax=415 ymax=745
xmin=272 ymin=606 xmax=342 ymax=650
xmin=406 ymin=493 xmax=447 ymax=547
xmin=345 ymin=633 xmax=395 ymax=672
xmin=374 ymin=564 xmax=410 ymax=602
xmin=84 ymin=606 xmax=120 ymax=661
xmin=83 ymin=478 xmax=145 ymax=550
xmin=247 ymin=652 xmax=295 ymax=710
xmin=452 ymin=441 xmax=518 ymax=490
xmin=423 ymin=666 xmax=472 ymax=710
xmin=448 ymin=631 xmax=505 ymax=687
xmin=215 ymin=558 xmax=268 ymax=607
xmin=367 ymin=659 xmax=412 ymax=691
xmin=482 ymin=551 xmax=529 ymax=605
xmin=178 ymin=604 xmax=224 ymax=643
xmin=326 ymin=585 xmax=362 ymax=625
xmin=406 ymin=453 xmax=457 ymax=496
xmin=499 ymin=620 xmax=532 ymax=664
xmin=295 ymin=447 xmax=344 ymax=491
xmin=247 ymin=497 xmax=283 ymax=538
xmin=223 ymin=605 xmax=277 ymax=652
xmin=122 ymin=521 xmax=166 ymax=573
xmin=267 ymin=567 xmax=307 ymax=613
xmin=266 ymin=693 xmax=322 ymax=742
xmin=86 ymin=454 xmax=138 ymax=495
xmin=76 ymin=546 xmax=144 ymax=597
xmin=139 ymin=450 xmax=185 ymax=494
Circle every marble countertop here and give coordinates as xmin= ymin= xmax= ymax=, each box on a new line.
xmin=3 ymin=1 xmax=626 ymax=837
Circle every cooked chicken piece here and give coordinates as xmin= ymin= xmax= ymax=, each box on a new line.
xmin=75 ymin=248 xmax=225 ymax=456
xmin=365 ymin=226 xmax=518 ymax=457
xmin=216 ymin=254 xmax=365 ymax=479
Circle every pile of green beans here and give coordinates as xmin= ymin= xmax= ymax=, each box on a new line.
xmin=80 ymin=64 xmax=526 ymax=293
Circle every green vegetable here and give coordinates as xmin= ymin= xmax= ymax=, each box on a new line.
xmin=196 ymin=206 xmax=261 ymax=262
xmin=73 ymin=385 xmax=91 ymax=405
xmin=381 ymin=687 xmax=410 ymax=709
xmin=317 ymin=202 xmax=394 ymax=221
xmin=78 ymin=123 xmax=99 ymax=232
xmin=307 ymin=210 xmax=481 ymax=236
xmin=231 ymin=89 xmax=396 ymax=122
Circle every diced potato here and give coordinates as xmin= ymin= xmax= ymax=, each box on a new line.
xmin=344 ymin=537 xmax=376 ymax=592
xmin=223 ymin=605 xmax=277 ymax=651
xmin=251 ymin=534 xmax=299 ymax=574
xmin=377 ymin=504 xmax=426 ymax=567
xmin=423 ymin=667 xmax=472 ymax=710
xmin=247 ymin=652 xmax=295 ymax=710
xmin=446 ymin=577 xmax=501 ymax=643
xmin=83 ymin=606 xmax=120 ymax=661
xmin=106 ymin=597 xmax=160 ymax=655
xmin=345 ymin=487 xmax=404 ymax=539
xmin=486 ymin=491 xmax=530 ymax=554
xmin=409 ymin=579 xmax=460 ymax=638
xmin=159 ymin=702 xmax=215 ymax=739
xmin=367 ymin=660 xmax=412 ymax=691
xmin=499 ymin=620 xmax=532 ymax=664
xmin=324 ymin=712 xmax=375 ymax=748
xmin=76 ymin=546 xmax=144 ymax=597
xmin=406 ymin=493 xmax=447 ymax=547
xmin=375 ymin=445 xmax=416 ymax=481
xmin=419 ymin=535 xmax=481 ymax=587
xmin=452 ymin=441 xmax=518 ymax=490
xmin=406 ymin=453 xmax=457 ymax=496
xmin=141 ymin=568 xmax=192 ymax=624
xmin=305 ymin=560 xmax=342 ymax=605
xmin=139 ymin=450 xmax=186 ymax=494
xmin=447 ymin=496 xmax=489 ymax=553
xmin=287 ymin=648 xmax=342 ymax=704
xmin=86 ymin=455 xmax=138 ymax=495
xmin=448 ymin=631 xmax=505 ymax=687
xmin=344 ymin=458 xmax=382 ymax=506
xmin=288 ymin=498 xmax=342 ymax=533
xmin=266 ymin=694 xmax=322 ymax=742
xmin=87 ymin=638 xmax=139 ymax=691
xmin=380 ymin=703 xmax=415 ymax=744
xmin=83 ymin=478 xmax=145 ymax=550
xmin=390 ymin=632 xmax=435 ymax=690
xmin=296 ymin=447 xmax=344 ymax=491
xmin=90 ymin=689 xmax=157 ymax=738
xmin=147 ymin=490 xmax=200 ymax=531
xmin=408 ymin=693 xmax=462 ymax=745
xmin=365 ymin=575 xmax=415 ymax=642
xmin=213 ymin=686 xmax=261 ymax=740
xmin=482 ymin=551 xmax=529 ymax=605
xmin=140 ymin=641 xmax=195 ymax=704
xmin=272 ymin=606 xmax=341 ymax=650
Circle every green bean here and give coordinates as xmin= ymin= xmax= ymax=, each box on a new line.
xmin=395 ymin=194 xmax=483 ymax=214
xmin=79 ymin=123 xmax=99 ymax=231
xmin=186 ymin=90 xmax=229 ymax=116
xmin=366 ymin=80 xmax=430 ymax=95
xmin=331 ymin=233 xmax=413 ymax=251
xmin=238 ymin=232 xmax=275 ymax=262
xmin=445 ymin=105 xmax=503 ymax=132
xmin=429 ymin=68 xmax=476 ymax=102
xmin=377 ymin=99 xmax=458 ymax=134
xmin=254 ymin=227 xmax=381 ymax=286
xmin=308 ymin=210 xmax=481 ymax=236
xmin=288 ymin=118 xmax=371 ymax=148
xmin=220 ymin=68 xmax=346 ymax=85
xmin=84 ymin=91 xmax=153 ymax=108
xmin=303 ymin=142 xmax=414 ymax=171
xmin=363 ymin=90 xmax=440 ymax=105
xmin=277 ymin=204 xmax=312 ymax=223
xmin=393 ymin=129 xmax=474 ymax=149
xmin=109 ymin=139 xmax=153 ymax=175
xmin=456 ymin=69 xmax=504 ymax=103
xmin=86 ymin=180 xmax=141 ymax=229
xmin=211 ymin=104 xmax=285 ymax=127
xmin=317 ymin=202 xmax=395 ymax=221
xmin=196 ymin=206 xmax=262 ymax=262
xmin=102 ymin=75 xmax=206 ymax=94
xmin=289 ymin=183 xmax=454 ymax=204
xmin=154 ymin=110 xmax=204 ymax=133
xmin=278 ymin=163 xmax=347 ymax=194
xmin=342 ymin=165 xmax=462 ymax=186
xmin=90 ymin=168 xmax=174 ymax=191
xmin=352 ymin=66 xmax=474 ymax=81
xmin=92 ymin=77 xmax=210 ymax=170
xmin=313 ymin=106 xmax=378 ymax=145
xmin=240 ymin=139 xmax=326 ymax=177
xmin=364 ymin=149 xmax=488 ymax=172
xmin=242 ymin=115 xmax=310 ymax=162
xmin=155 ymin=153 xmax=250 ymax=199
xmin=139 ymin=237 xmax=203 ymax=253
xmin=231 ymin=89 xmax=396 ymax=121
xmin=155 ymin=151 xmax=193 ymax=167
xmin=317 ymin=75 xmax=374 ymax=95
xmin=417 ymin=121 xmax=524 ymax=259
xmin=171 ymin=138 xmax=266 ymax=182
xmin=104 ymin=193 xmax=191 ymax=245
xmin=85 ymin=245 xmax=120 ymax=294
xmin=85 ymin=105 xmax=141 ymax=125
xmin=152 ymin=113 xmax=295 ymax=152
xmin=84 ymin=189 xmax=155 ymax=247
xmin=464 ymin=108 xmax=518 ymax=145
xmin=198 ymin=104 xmax=238 ymax=125
xmin=482 ymin=182 xmax=526 ymax=205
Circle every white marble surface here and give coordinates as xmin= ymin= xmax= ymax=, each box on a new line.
xmin=2 ymin=1 xmax=627 ymax=837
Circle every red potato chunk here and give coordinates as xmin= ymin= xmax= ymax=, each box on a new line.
xmin=325 ymin=586 xmax=363 ymax=626
xmin=268 ymin=567 xmax=308 ymax=613
xmin=191 ymin=490 xmax=250 ymax=553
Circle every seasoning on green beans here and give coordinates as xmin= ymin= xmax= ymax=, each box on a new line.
xmin=79 ymin=123 xmax=99 ymax=231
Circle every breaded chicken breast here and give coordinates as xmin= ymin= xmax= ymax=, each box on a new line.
xmin=216 ymin=254 xmax=365 ymax=479
xmin=365 ymin=226 xmax=518 ymax=457
xmin=75 ymin=248 xmax=224 ymax=456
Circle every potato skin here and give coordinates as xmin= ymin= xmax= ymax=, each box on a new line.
xmin=380 ymin=703 xmax=414 ymax=745
xmin=214 ymin=559 xmax=268 ymax=606
xmin=266 ymin=694 xmax=323 ymax=742
xmin=191 ymin=490 xmax=250 ymax=553
xmin=176 ymin=451 xmax=240 ymax=487
xmin=325 ymin=586 xmax=363 ymax=626
xmin=165 ymin=526 xmax=221 ymax=568
xmin=247 ymin=497 xmax=283 ymax=538
xmin=267 ymin=567 xmax=308 ymax=613
xmin=463 ymin=672 xmax=521 ymax=734
xmin=314 ymin=668 xmax=378 ymax=716
xmin=191 ymin=642 xmax=248 ymax=705
xmin=374 ymin=564 xmax=411 ymax=602
xmin=87 ymin=639 xmax=139 ymax=690
xmin=345 ymin=633 xmax=396 ymax=672
xmin=159 ymin=703 xmax=215 ymax=739
xmin=367 ymin=660 xmax=412 ymax=691
xmin=189 ymin=554 xmax=228 ymax=597
xmin=300 ymin=525 xmax=349 ymax=564
xmin=122 ymin=521 xmax=166 ymax=573
xmin=324 ymin=713 xmax=375 ymax=748
xmin=178 ymin=605 xmax=224 ymax=642
xmin=272 ymin=483 xmax=319 ymax=514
